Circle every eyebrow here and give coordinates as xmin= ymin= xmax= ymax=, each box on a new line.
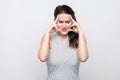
xmin=58 ymin=21 xmax=64 ymax=23
xmin=65 ymin=21 xmax=70 ymax=23
xmin=58 ymin=20 xmax=70 ymax=22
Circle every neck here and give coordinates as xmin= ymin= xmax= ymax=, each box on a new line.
xmin=57 ymin=32 xmax=68 ymax=40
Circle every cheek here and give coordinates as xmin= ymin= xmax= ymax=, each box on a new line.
xmin=57 ymin=23 xmax=62 ymax=27
xmin=57 ymin=24 xmax=62 ymax=29
xmin=66 ymin=23 xmax=72 ymax=27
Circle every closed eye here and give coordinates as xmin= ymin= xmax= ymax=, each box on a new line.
xmin=59 ymin=21 xmax=64 ymax=23
xmin=65 ymin=21 xmax=70 ymax=23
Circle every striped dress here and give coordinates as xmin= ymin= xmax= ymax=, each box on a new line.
xmin=46 ymin=32 xmax=80 ymax=80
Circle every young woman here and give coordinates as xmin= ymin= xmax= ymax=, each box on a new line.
xmin=38 ymin=5 xmax=89 ymax=80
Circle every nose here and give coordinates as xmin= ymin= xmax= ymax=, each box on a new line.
xmin=63 ymin=23 xmax=66 ymax=27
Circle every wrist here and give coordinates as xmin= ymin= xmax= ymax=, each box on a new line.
xmin=78 ymin=30 xmax=83 ymax=34
xmin=46 ymin=29 xmax=52 ymax=34
xmin=79 ymin=31 xmax=84 ymax=37
xmin=45 ymin=31 xmax=51 ymax=35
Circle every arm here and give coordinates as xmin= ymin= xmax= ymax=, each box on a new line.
xmin=77 ymin=31 xmax=89 ymax=62
xmin=38 ymin=32 xmax=51 ymax=62
xmin=38 ymin=16 xmax=59 ymax=62
xmin=69 ymin=15 xmax=89 ymax=62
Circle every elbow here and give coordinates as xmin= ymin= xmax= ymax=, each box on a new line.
xmin=38 ymin=55 xmax=47 ymax=62
xmin=40 ymin=58 xmax=47 ymax=62
xmin=78 ymin=50 xmax=89 ymax=62
xmin=80 ymin=57 xmax=88 ymax=62
xmin=79 ymin=55 xmax=89 ymax=62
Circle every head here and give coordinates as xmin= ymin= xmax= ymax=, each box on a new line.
xmin=54 ymin=5 xmax=77 ymax=35
xmin=54 ymin=5 xmax=79 ymax=48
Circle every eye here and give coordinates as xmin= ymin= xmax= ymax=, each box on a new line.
xmin=65 ymin=21 xmax=70 ymax=23
xmin=59 ymin=21 xmax=63 ymax=23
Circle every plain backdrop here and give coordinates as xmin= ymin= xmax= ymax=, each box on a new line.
xmin=0 ymin=0 xmax=120 ymax=80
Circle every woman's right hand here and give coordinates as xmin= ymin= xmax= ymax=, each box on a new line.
xmin=47 ymin=16 xmax=59 ymax=33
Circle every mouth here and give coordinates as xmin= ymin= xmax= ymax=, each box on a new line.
xmin=62 ymin=28 xmax=67 ymax=32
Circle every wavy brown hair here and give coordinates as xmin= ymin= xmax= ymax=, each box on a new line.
xmin=54 ymin=5 xmax=79 ymax=48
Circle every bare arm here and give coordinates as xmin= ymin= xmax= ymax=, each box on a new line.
xmin=70 ymin=15 xmax=89 ymax=62
xmin=77 ymin=31 xmax=89 ymax=62
xmin=38 ymin=16 xmax=59 ymax=62
xmin=38 ymin=32 xmax=51 ymax=62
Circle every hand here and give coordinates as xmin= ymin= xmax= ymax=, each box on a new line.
xmin=68 ymin=15 xmax=83 ymax=33
xmin=47 ymin=16 xmax=59 ymax=33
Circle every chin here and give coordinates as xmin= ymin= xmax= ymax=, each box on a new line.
xmin=61 ymin=31 xmax=68 ymax=35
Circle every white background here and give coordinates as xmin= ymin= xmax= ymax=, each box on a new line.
xmin=0 ymin=0 xmax=120 ymax=80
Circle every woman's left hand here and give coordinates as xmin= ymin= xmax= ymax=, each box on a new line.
xmin=69 ymin=15 xmax=83 ymax=33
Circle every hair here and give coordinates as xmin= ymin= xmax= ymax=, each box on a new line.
xmin=54 ymin=5 xmax=79 ymax=48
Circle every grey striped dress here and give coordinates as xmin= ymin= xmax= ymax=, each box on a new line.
xmin=46 ymin=32 xmax=80 ymax=80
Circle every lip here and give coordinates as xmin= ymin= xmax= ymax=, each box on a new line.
xmin=62 ymin=28 xmax=67 ymax=32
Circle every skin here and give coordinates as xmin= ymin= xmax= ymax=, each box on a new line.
xmin=38 ymin=13 xmax=89 ymax=62
xmin=56 ymin=14 xmax=72 ymax=39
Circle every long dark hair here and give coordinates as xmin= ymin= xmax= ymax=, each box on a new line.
xmin=54 ymin=5 xmax=79 ymax=48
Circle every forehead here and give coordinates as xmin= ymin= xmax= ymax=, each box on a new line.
xmin=58 ymin=13 xmax=71 ymax=21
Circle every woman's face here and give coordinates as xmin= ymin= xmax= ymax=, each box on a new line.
xmin=57 ymin=13 xmax=73 ymax=35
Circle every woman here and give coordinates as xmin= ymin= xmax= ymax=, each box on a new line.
xmin=38 ymin=5 xmax=89 ymax=80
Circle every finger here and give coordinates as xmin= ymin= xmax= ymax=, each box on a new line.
xmin=70 ymin=15 xmax=76 ymax=23
xmin=54 ymin=26 xmax=59 ymax=32
xmin=71 ymin=23 xmax=77 ymax=28
xmin=50 ymin=26 xmax=55 ymax=32
xmin=54 ymin=15 xmax=59 ymax=23
xmin=68 ymin=28 xmax=74 ymax=32
xmin=68 ymin=27 xmax=74 ymax=32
